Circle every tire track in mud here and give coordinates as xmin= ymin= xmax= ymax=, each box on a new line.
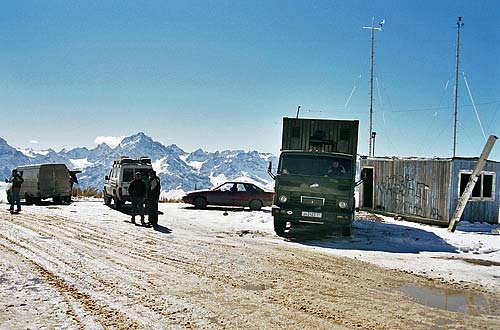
xmin=1 ymin=211 xmax=345 ymax=329
xmin=1 ymin=213 xmax=268 ymax=327
xmin=1 ymin=209 xmax=279 ymax=328
xmin=0 ymin=214 xmax=203 ymax=328
xmin=2 ymin=207 xmax=499 ymax=329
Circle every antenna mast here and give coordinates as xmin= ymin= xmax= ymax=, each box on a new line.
xmin=453 ymin=16 xmax=464 ymax=158
xmin=363 ymin=17 xmax=384 ymax=157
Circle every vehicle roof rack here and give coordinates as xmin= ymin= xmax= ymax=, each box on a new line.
xmin=114 ymin=156 xmax=152 ymax=165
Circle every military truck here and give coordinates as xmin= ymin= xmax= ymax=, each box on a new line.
xmin=268 ymin=117 xmax=359 ymax=237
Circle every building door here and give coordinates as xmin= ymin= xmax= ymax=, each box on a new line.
xmin=362 ymin=168 xmax=374 ymax=208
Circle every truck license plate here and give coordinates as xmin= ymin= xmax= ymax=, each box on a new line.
xmin=301 ymin=211 xmax=322 ymax=218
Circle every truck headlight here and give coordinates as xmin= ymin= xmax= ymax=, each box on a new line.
xmin=338 ymin=201 xmax=348 ymax=209
xmin=279 ymin=195 xmax=288 ymax=203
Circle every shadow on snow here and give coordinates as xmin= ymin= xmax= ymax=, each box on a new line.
xmin=182 ymin=205 xmax=271 ymax=214
xmin=293 ymin=219 xmax=458 ymax=254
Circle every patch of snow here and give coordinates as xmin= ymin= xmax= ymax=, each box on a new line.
xmin=94 ymin=136 xmax=123 ymax=148
xmin=259 ymin=154 xmax=274 ymax=161
xmin=152 ymin=158 xmax=169 ymax=175
xmin=187 ymin=161 xmax=205 ymax=171
xmin=69 ymin=158 xmax=92 ymax=169
xmin=0 ymin=182 xmax=8 ymax=203
xmin=16 ymin=148 xmax=37 ymax=158
xmin=291 ymin=215 xmax=500 ymax=290
xmin=36 ymin=150 xmax=51 ymax=156
xmin=209 ymin=174 xmax=227 ymax=188
xmin=161 ymin=189 xmax=186 ymax=200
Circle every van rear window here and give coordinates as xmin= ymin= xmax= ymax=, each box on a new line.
xmin=123 ymin=169 xmax=134 ymax=182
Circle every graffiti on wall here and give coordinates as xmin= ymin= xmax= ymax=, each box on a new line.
xmin=376 ymin=172 xmax=442 ymax=220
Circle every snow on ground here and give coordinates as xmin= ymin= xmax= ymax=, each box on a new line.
xmin=0 ymin=183 xmax=7 ymax=203
xmin=159 ymin=203 xmax=500 ymax=290
xmin=1 ymin=198 xmax=499 ymax=292
xmin=296 ymin=213 xmax=500 ymax=290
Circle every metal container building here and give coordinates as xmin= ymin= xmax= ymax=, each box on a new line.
xmin=359 ymin=157 xmax=500 ymax=225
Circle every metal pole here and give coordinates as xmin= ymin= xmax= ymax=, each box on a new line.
xmin=363 ymin=18 xmax=383 ymax=157
xmin=453 ymin=17 xmax=463 ymax=158
xmin=369 ymin=19 xmax=374 ymax=157
xmin=296 ymin=105 xmax=301 ymax=118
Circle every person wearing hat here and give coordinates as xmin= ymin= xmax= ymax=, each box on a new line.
xmin=8 ymin=169 xmax=24 ymax=213
xmin=128 ymin=172 xmax=147 ymax=225
xmin=147 ymin=170 xmax=161 ymax=228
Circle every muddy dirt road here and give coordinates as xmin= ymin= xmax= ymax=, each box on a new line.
xmin=0 ymin=202 xmax=499 ymax=329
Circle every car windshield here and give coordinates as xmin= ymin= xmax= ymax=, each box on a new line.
xmin=279 ymin=154 xmax=352 ymax=177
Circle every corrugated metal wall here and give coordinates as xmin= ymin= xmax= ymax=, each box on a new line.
xmin=360 ymin=158 xmax=452 ymax=224
xmin=449 ymin=159 xmax=500 ymax=223
xmin=281 ymin=118 xmax=359 ymax=155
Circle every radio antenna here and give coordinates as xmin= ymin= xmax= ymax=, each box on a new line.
xmin=452 ymin=16 xmax=464 ymax=157
xmin=362 ymin=17 xmax=384 ymax=157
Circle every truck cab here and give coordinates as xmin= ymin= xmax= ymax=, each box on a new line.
xmin=270 ymin=118 xmax=359 ymax=237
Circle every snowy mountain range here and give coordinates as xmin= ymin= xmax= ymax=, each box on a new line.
xmin=0 ymin=133 xmax=277 ymax=198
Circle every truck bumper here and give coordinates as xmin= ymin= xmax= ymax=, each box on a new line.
xmin=272 ymin=206 xmax=352 ymax=228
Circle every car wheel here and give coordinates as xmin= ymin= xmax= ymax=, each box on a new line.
xmin=53 ymin=196 xmax=61 ymax=204
xmin=249 ymin=199 xmax=263 ymax=211
xmin=274 ymin=219 xmax=287 ymax=237
xmin=193 ymin=196 xmax=207 ymax=209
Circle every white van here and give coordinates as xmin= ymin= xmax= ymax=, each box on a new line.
xmin=103 ymin=157 xmax=153 ymax=210
xmin=6 ymin=164 xmax=73 ymax=204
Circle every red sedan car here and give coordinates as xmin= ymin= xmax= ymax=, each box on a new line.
xmin=182 ymin=182 xmax=274 ymax=210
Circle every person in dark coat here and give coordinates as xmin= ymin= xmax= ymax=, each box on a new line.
xmin=147 ymin=170 xmax=161 ymax=228
xmin=128 ymin=172 xmax=147 ymax=225
xmin=8 ymin=169 xmax=24 ymax=213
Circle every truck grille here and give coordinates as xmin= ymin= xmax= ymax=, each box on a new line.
xmin=300 ymin=196 xmax=325 ymax=207
xmin=289 ymin=195 xmax=338 ymax=210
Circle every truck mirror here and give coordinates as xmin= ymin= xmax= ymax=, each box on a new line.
xmin=267 ymin=161 xmax=276 ymax=180
xmin=105 ymin=176 xmax=109 ymax=181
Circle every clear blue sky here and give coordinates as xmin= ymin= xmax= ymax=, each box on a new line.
xmin=0 ymin=1 xmax=499 ymax=159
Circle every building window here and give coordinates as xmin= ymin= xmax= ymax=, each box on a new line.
xmin=459 ymin=171 xmax=495 ymax=201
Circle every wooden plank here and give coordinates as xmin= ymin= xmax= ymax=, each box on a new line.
xmin=448 ymin=135 xmax=498 ymax=232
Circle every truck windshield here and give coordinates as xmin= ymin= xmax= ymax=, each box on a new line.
xmin=279 ymin=155 xmax=352 ymax=177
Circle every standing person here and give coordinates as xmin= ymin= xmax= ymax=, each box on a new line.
xmin=147 ymin=170 xmax=161 ymax=228
xmin=8 ymin=169 xmax=24 ymax=213
xmin=128 ymin=172 xmax=147 ymax=225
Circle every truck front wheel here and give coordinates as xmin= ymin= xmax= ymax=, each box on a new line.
xmin=341 ymin=225 xmax=352 ymax=237
xmin=273 ymin=219 xmax=287 ymax=237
